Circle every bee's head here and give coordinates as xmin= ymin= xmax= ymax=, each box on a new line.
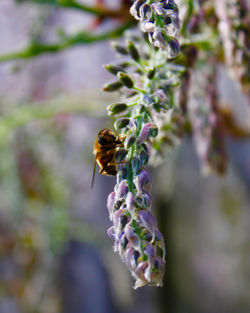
xmin=98 ymin=128 xmax=116 ymax=146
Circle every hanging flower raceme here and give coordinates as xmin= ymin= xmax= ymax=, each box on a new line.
xmin=188 ymin=60 xmax=227 ymax=175
xmin=103 ymin=30 xmax=183 ymax=288
xmin=130 ymin=0 xmax=181 ymax=56
xmin=215 ymin=0 xmax=250 ymax=97
xmin=107 ymin=167 xmax=166 ymax=289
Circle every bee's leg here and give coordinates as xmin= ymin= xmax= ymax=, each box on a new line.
xmin=99 ymin=168 xmax=105 ymax=174
xmin=91 ymin=159 xmax=97 ymax=188
xmin=107 ymin=161 xmax=127 ymax=166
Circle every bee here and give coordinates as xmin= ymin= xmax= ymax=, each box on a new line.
xmin=92 ymin=128 xmax=123 ymax=187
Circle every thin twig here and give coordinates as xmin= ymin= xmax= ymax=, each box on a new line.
xmin=0 ymin=21 xmax=134 ymax=63
xmin=16 ymin=0 xmax=123 ymax=18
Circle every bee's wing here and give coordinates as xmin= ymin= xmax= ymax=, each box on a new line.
xmin=91 ymin=158 xmax=97 ymax=188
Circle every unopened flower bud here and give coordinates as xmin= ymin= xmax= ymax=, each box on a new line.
xmin=124 ymin=134 xmax=137 ymax=149
xmin=139 ymin=149 xmax=149 ymax=166
xmin=114 ymin=200 xmax=123 ymax=211
xmin=153 ymin=30 xmax=167 ymax=49
xmin=116 ymin=180 xmax=128 ymax=200
xmin=107 ymin=226 xmax=116 ymax=240
xmin=115 ymin=148 xmax=127 ymax=162
xmin=147 ymin=68 xmax=156 ymax=79
xmin=167 ymin=37 xmax=180 ymax=58
xmin=103 ymin=81 xmax=123 ymax=92
xmin=113 ymin=208 xmax=128 ymax=234
xmin=125 ymin=192 xmax=135 ymax=216
xmin=132 ymin=156 xmax=141 ymax=175
xmin=107 ymin=191 xmax=116 ymax=220
xmin=130 ymin=0 xmax=146 ymax=20
xmin=139 ymin=3 xmax=151 ymax=20
xmin=115 ymin=118 xmax=130 ymax=129
xmin=104 ymin=64 xmax=125 ymax=75
xmin=127 ymin=41 xmax=140 ymax=62
xmin=137 ymin=123 xmax=158 ymax=145
xmin=124 ymin=225 xmax=141 ymax=251
xmin=162 ymin=2 xmax=179 ymax=13
xmin=155 ymin=229 xmax=166 ymax=261
xmin=136 ymin=210 xmax=157 ymax=242
xmin=119 ymin=231 xmax=129 ymax=252
xmin=151 ymin=3 xmax=164 ymax=15
xmin=118 ymin=72 xmax=134 ymax=89
xmin=144 ymin=243 xmax=155 ymax=281
xmin=149 ymin=124 xmax=158 ymax=137
xmin=135 ymin=190 xmax=152 ymax=209
xmin=108 ymin=103 xmax=128 ymax=115
xmin=117 ymin=166 xmax=128 ymax=182
xmin=111 ymin=42 xmax=128 ymax=55
xmin=134 ymin=168 xmax=152 ymax=192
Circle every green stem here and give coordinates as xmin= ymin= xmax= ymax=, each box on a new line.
xmin=16 ymin=0 xmax=122 ymax=17
xmin=133 ymin=87 xmax=146 ymax=94
xmin=0 ymin=21 xmax=134 ymax=63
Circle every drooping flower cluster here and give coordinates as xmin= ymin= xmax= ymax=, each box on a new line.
xmin=130 ymin=0 xmax=181 ymax=56
xmin=107 ymin=167 xmax=166 ymax=289
xmin=188 ymin=59 xmax=227 ymax=175
xmin=103 ymin=30 xmax=183 ymax=287
xmin=215 ymin=0 xmax=250 ymax=97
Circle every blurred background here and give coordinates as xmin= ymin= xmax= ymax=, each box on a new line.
xmin=0 ymin=1 xmax=249 ymax=313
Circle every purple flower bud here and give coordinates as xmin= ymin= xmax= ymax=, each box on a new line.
xmin=155 ymin=229 xmax=166 ymax=261
xmin=130 ymin=0 xmax=146 ymax=20
xmin=130 ymin=250 xmax=140 ymax=269
xmin=131 ymin=156 xmax=141 ymax=174
xmin=125 ymin=192 xmax=135 ymax=216
xmin=115 ymin=148 xmax=128 ymax=162
xmin=135 ymin=190 xmax=152 ymax=209
xmin=113 ymin=208 xmax=127 ymax=235
xmin=151 ymin=3 xmax=164 ymax=15
xmin=114 ymin=200 xmax=123 ymax=211
xmin=144 ymin=243 xmax=155 ymax=281
xmin=167 ymin=37 xmax=180 ymax=58
xmin=134 ymin=262 xmax=148 ymax=289
xmin=139 ymin=3 xmax=151 ymax=20
xmin=118 ymin=231 xmax=129 ymax=255
xmin=124 ymin=225 xmax=141 ymax=251
xmin=107 ymin=191 xmax=116 ymax=220
xmin=137 ymin=123 xmax=158 ymax=145
xmin=153 ymin=30 xmax=167 ymax=49
xmin=124 ymin=133 xmax=137 ymax=149
xmin=168 ymin=12 xmax=181 ymax=30
xmin=154 ymin=89 xmax=166 ymax=100
xmin=124 ymin=243 xmax=136 ymax=269
xmin=117 ymin=166 xmax=128 ymax=182
xmin=141 ymin=229 xmax=153 ymax=242
xmin=115 ymin=180 xmax=128 ymax=200
xmin=139 ymin=149 xmax=149 ymax=166
xmin=162 ymin=1 xmax=179 ymax=13
xmin=107 ymin=226 xmax=116 ymax=240
xmin=151 ymin=256 xmax=165 ymax=286
xmin=134 ymin=168 xmax=152 ymax=192
xmin=128 ymin=118 xmax=138 ymax=131
xmin=136 ymin=210 xmax=157 ymax=242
